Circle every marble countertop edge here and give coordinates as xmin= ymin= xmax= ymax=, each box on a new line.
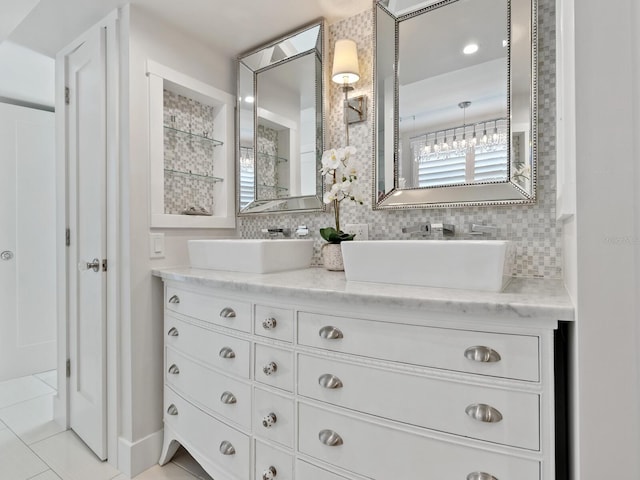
xmin=152 ymin=266 xmax=575 ymax=322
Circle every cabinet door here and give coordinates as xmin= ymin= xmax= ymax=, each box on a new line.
xmin=298 ymin=311 xmax=540 ymax=381
xmin=165 ymin=315 xmax=250 ymax=378
xmin=298 ymin=402 xmax=540 ymax=480
xmin=298 ymin=354 xmax=540 ymax=450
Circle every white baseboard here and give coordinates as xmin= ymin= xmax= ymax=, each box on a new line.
xmin=117 ymin=429 xmax=164 ymax=477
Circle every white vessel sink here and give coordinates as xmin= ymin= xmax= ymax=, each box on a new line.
xmin=188 ymin=239 xmax=314 ymax=274
xmin=341 ymin=240 xmax=513 ymax=292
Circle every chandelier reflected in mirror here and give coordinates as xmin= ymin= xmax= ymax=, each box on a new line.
xmin=408 ymin=102 xmax=509 ymax=188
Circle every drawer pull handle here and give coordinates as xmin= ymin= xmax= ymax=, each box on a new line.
xmin=168 ymin=294 xmax=180 ymax=304
xmin=219 ymin=347 xmax=236 ymax=359
xmin=262 ymin=412 xmax=277 ymax=428
xmin=318 ymin=429 xmax=343 ymax=447
xmin=262 ymin=466 xmax=277 ymax=480
xmin=319 ymin=325 xmax=343 ymax=340
xmin=465 ymin=403 xmax=503 ymax=423
xmin=219 ymin=307 xmax=236 ymax=318
xmin=167 ymin=327 xmax=179 ymax=337
xmin=168 ymin=364 xmax=180 ymax=375
xmin=166 ymin=404 xmax=178 ymax=416
xmin=263 ymin=362 xmax=278 ymax=376
xmin=464 ymin=346 xmax=501 ymax=363
xmin=219 ymin=440 xmax=236 ymax=456
xmin=467 ymin=473 xmax=498 ymax=480
xmin=262 ymin=317 xmax=277 ymax=330
xmin=220 ymin=391 xmax=237 ymax=405
xmin=318 ymin=373 xmax=343 ymax=389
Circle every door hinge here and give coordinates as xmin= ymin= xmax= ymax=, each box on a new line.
xmin=65 ymin=87 xmax=70 ymax=105
xmin=66 ymin=359 xmax=71 ymax=378
xmin=102 ymin=258 xmax=108 ymax=272
xmin=65 ymin=228 xmax=70 ymax=246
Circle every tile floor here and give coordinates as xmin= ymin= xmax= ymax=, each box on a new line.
xmin=0 ymin=372 xmax=213 ymax=480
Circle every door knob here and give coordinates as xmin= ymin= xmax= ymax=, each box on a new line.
xmin=78 ymin=258 xmax=100 ymax=272
xmin=0 ymin=250 xmax=14 ymax=261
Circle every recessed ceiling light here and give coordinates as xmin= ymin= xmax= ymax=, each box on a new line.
xmin=245 ymin=96 xmax=255 ymax=103
xmin=463 ymin=43 xmax=479 ymax=55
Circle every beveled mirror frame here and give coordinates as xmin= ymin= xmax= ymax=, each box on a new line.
xmin=373 ymin=0 xmax=538 ymax=210
xmin=237 ymin=19 xmax=326 ymax=216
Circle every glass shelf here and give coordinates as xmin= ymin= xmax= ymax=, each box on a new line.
xmin=165 ymin=168 xmax=224 ymax=183
xmin=257 ymin=151 xmax=288 ymax=163
xmin=164 ymin=125 xmax=224 ymax=147
xmin=259 ymin=183 xmax=288 ymax=191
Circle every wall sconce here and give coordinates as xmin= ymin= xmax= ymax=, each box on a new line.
xmin=332 ymin=39 xmax=367 ymax=145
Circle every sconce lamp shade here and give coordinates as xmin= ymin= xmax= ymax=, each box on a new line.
xmin=332 ymin=39 xmax=360 ymax=84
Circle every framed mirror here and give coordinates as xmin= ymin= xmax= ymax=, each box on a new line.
xmin=237 ymin=20 xmax=325 ymax=215
xmin=374 ymin=0 xmax=537 ymax=209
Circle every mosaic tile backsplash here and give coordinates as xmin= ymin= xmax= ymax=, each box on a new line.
xmin=163 ymin=90 xmax=219 ymax=215
xmin=239 ymin=0 xmax=561 ymax=279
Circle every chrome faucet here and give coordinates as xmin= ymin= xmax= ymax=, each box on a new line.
xmin=431 ymin=223 xmax=455 ymax=238
xmin=401 ymin=223 xmax=431 ymax=235
xmin=469 ymin=224 xmax=498 ymax=235
xmin=295 ymin=225 xmax=310 ymax=237
xmin=261 ymin=228 xmax=291 ymax=238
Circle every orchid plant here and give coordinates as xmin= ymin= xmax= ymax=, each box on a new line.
xmin=319 ymin=146 xmax=363 ymax=244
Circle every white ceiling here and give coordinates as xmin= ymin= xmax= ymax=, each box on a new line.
xmin=7 ymin=0 xmax=370 ymax=58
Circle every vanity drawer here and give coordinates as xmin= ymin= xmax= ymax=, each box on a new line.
xmin=255 ymin=440 xmax=293 ymax=480
xmin=255 ymin=304 xmax=294 ymax=342
xmin=164 ymin=387 xmax=250 ymax=480
xmin=298 ymin=402 xmax=540 ymax=480
xmin=255 ymin=344 xmax=294 ymax=392
xmin=298 ymin=312 xmax=539 ymax=381
xmin=166 ymin=286 xmax=251 ymax=333
xmin=165 ymin=315 xmax=250 ymax=378
xmin=297 ymin=354 xmax=539 ymax=450
xmin=166 ymin=348 xmax=251 ymax=429
xmin=295 ymin=460 xmax=352 ymax=480
xmin=253 ymin=387 xmax=294 ymax=448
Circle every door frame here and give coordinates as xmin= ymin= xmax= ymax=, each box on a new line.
xmin=55 ymin=9 xmax=120 ymax=467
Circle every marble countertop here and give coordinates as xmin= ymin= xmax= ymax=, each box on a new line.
xmin=152 ymin=267 xmax=575 ymax=322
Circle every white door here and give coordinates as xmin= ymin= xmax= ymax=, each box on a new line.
xmin=0 ymin=103 xmax=56 ymax=382
xmin=66 ymin=26 xmax=108 ymax=460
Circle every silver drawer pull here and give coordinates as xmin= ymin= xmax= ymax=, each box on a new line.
xmin=219 ymin=347 xmax=236 ymax=359
xmin=318 ymin=429 xmax=343 ymax=447
xmin=465 ymin=403 xmax=503 ymax=423
xmin=219 ymin=440 xmax=236 ymax=456
xmin=168 ymin=294 xmax=180 ymax=304
xmin=220 ymin=391 xmax=237 ymax=405
xmin=263 ymin=362 xmax=278 ymax=376
xmin=464 ymin=346 xmax=501 ymax=363
xmin=318 ymin=373 xmax=343 ymax=389
xmin=262 ymin=466 xmax=277 ymax=480
xmin=262 ymin=317 xmax=277 ymax=329
xmin=166 ymin=404 xmax=178 ymax=416
xmin=168 ymin=364 xmax=180 ymax=375
xmin=167 ymin=327 xmax=179 ymax=337
xmin=262 ymin=412 xmax=277 ymax=428
xmin=467 ymin=473 xmax=498 ymax=480
xmin=219 ymin=307 xmax=236 ymax=318
xmin=319 ymin=325 xmax=343 ymax=340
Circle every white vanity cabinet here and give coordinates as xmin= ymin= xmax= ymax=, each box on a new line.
xmin=157 ymin=275 xmax=568 ymax=480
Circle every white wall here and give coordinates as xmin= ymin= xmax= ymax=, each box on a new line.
xmin=119 ymin=5 xmax=236 ymax=475
xmin=562 ymin=0 xmax=640 ymax=477
xmin=0 ymin=41 xmax=54 ymax=108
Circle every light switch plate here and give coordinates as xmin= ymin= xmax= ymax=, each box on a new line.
xmin=149 ymin=233 xmax=165 ymax=259
xmin=344 ymin=223 xmax=369 ymax=241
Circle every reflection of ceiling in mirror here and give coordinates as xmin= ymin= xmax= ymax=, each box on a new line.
xmin=399 ymin=0 xmax=507 ymax=84
xmin=257 ymin=53 xmax=317 ymax=110
xmin=397 ymin=0 xmax=509 ymax=134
